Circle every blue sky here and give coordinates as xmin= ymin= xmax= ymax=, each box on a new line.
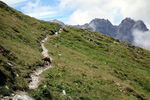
xmin=1 ymin=0 xmax=150 ymax=50
xmin=2 ymin=0 xmax=76 ymax=24
xmin=1 ymin=0 xmax=150 ymax=27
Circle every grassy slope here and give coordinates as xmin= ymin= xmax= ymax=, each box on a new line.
xmin=30 ymin=27 xmax=150 ymax=100
xmin=0 ymin=1 xmax=150 ymax=100
xmin=0 ymin=1 xmax=60 ymax=95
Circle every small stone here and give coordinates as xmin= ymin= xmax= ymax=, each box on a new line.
xmin=62 ymin=90 xmax=66 ymax=95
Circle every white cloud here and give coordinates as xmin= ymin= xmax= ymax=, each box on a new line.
xmin=58 ymin=0 xmax=150 ymax=50
xmin=1 ymin=0 xmax=28 ymax=5
xmin=3 ymin=0 xmax=150 ymax=28
xmin=58 ymin=0 xmax=150 ymax=28
xmin=21 ymin=0 xmax=56 ymax=19
xmin=133 ymin=29 xmax=150 ymax=50
xmin=111 ymin=0 xmax=150 ymax=28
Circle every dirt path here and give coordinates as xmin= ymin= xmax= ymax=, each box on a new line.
xmin=0 ymin=29 xmax=61 ymax=100
xmin=0 ymin=29 xmax=63 ymax=100
xmin=28 ymin=32 xmax=58 ymax=89
xmin=12 ymin=92 xmax=34 ymax=100
xmin=10 ymin=30 xmax=60 ymax=100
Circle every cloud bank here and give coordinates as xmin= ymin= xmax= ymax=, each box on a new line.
xmin=21 ymin=0 xmax=56 ymax=19
xmin=1 ymin=0 xmax=150 ymax=50
xmin=2 ymin=0 xmax=28 ymax=5
xmin=58 ymin=0 xmax=150 ymax=28
xmin=2 ymin=0 xmax=150 ymax=28
xmin=58 ymin=0 xmax=150 ymax=50
xmin=133 ymin=30 xmax=150 ymax=50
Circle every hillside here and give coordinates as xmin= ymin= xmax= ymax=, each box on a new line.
xmin=0 ymin=1 xmax=60 ymax=95
xmin=31 ymin=27 xmax=150 ymax=100
xmin=0 ymin=1 xmax=150 ymax=100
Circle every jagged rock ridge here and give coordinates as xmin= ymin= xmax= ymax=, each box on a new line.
xmin=75 ymin=18 xmax=149 ymax=43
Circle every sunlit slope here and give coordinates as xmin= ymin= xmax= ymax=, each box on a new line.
xmin=32 ymin=27 xmax=150 ymax=100
xmin=0 ymin=1 xmax=60 ymax=95
xmin=0 ymin=1 xmax=150 ymax=100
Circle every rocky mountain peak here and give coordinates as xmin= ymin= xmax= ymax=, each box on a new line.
xmin=133 ymin=20 xmax=148 ymax=31
xmin=50 ymin=19 xmax=65 ymax=26
xmin=90 ymin=18 xmax=112 ymax=26
xmin=120 ymin=18 xmax=135 ymax=24
xmin=75 ymin=17 xmax=149 ymax=43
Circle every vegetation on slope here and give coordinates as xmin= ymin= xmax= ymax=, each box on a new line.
xmin=0 ymin=1 xmax=150 ymax=100
xmin=0 ymin=1 xmax=60 ymax=95
xmin=31 ymin=27 xmax=150 ymax=100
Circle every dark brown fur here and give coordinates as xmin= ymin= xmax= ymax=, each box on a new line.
xmin=42 ymin=57 xmax=51 ymax=64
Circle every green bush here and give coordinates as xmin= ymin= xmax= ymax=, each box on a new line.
xmin=0 ymin=87 xmax=12 ymax=96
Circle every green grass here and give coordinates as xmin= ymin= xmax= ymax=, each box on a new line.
xmin=0 ymin=1 xmax=150 ymax=100
xmin=0 ymin=1 xmax=60 ymax=94
xmin=30 ymin=27 xmax=150 ymax=100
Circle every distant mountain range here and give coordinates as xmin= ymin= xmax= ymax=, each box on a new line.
xmin=75 ymin=18 xmax=149 ymax=43
xmin=50 ymin=19 xmax=65 ymax=27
